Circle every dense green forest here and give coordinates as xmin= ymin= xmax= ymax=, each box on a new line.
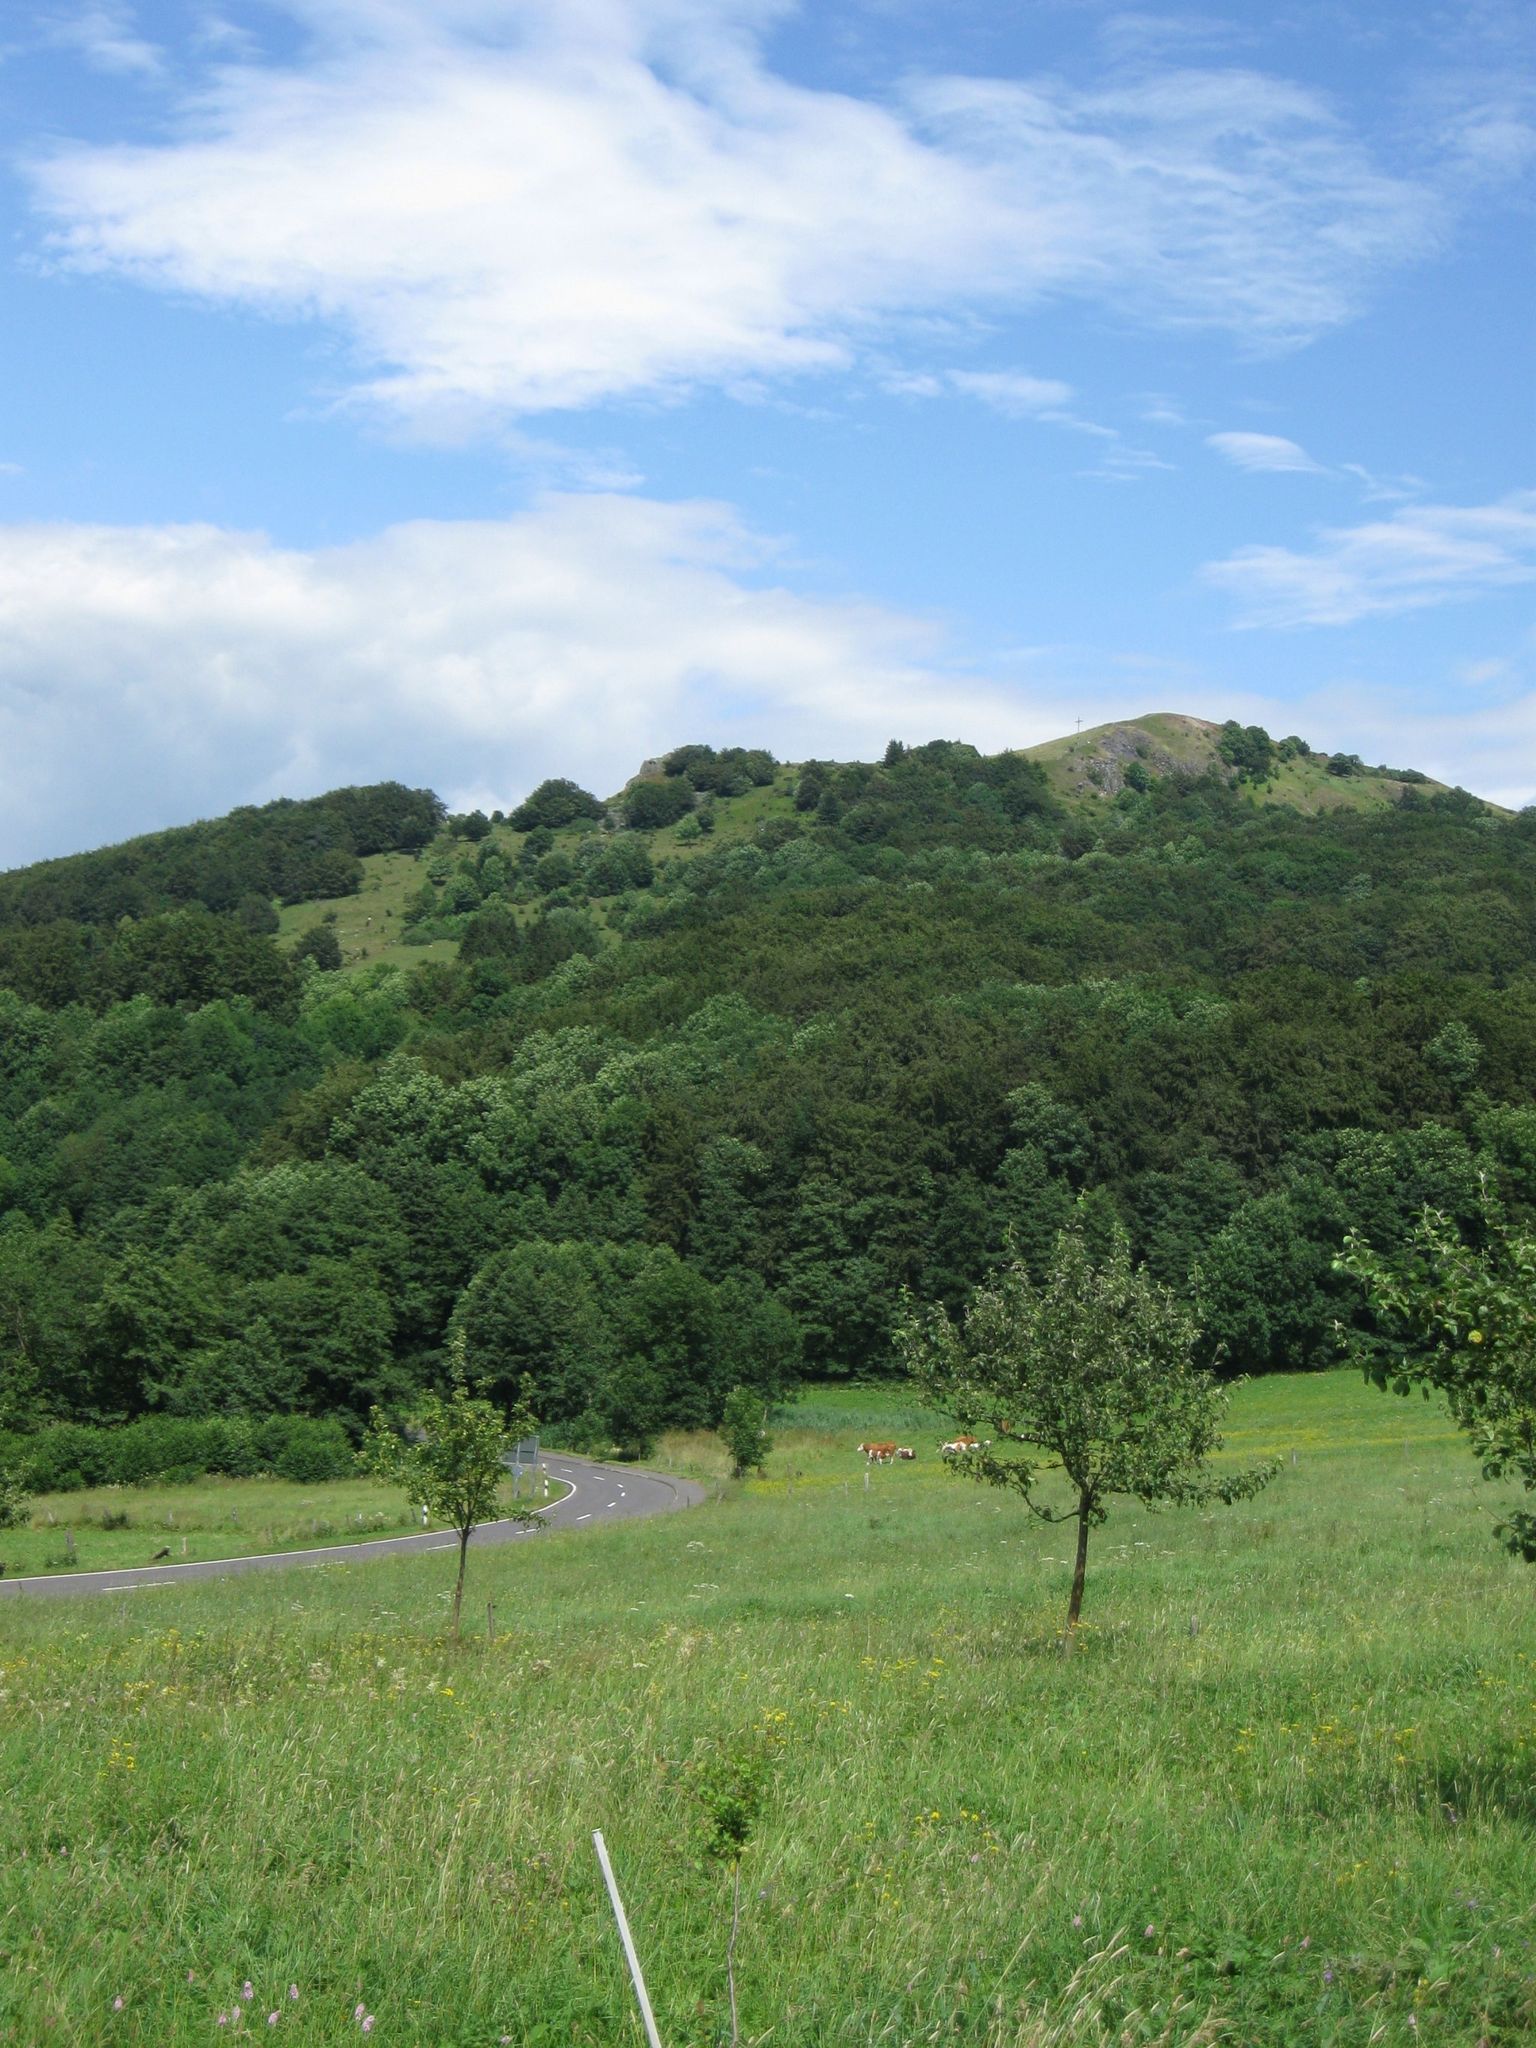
xmin=1 ymin=727 xmax=1532 ymax=1471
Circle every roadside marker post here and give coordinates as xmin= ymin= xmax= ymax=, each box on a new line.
xmin=593 ymin=1829 xmax=664 ymax=2048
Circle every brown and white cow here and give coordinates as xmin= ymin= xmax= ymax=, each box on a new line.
xmin=857 ymin=1441 xmax=899 ymax=1464
xmin=940 ymin=1434 xmax=981 ymax=1456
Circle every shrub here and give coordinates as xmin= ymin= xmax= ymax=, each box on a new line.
xmin=0 ymin=1415 xmax=357 ymax=1494
xmin=510 ymin=780 xmax=605 ymax=831
xmin=624 ymin=777 xmax=696 ymax=831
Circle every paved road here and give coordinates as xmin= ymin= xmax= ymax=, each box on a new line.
xmin=0 ymin=1454 xmax=707 ymax=1603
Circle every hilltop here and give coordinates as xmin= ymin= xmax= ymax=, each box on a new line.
xmin=1019 ymin=711 xmax=1469 ymax=814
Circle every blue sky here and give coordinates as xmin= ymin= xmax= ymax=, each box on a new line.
xmin=0 ymin=0 xmax=1532 ymax=861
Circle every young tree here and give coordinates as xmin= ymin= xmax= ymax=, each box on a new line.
xmin=1336 ymin=1196 xmax=1536 ymax=1562
xmin=898 ymin=1226 xmax=1276 ymax=1644
xmin=0 ymin=1465 xmax=29 ymax=1533
xmin=363 ymin=1337 xmax=538 ymax=1634
xmin=719 ymin=1385 xmax=772 ymax=1478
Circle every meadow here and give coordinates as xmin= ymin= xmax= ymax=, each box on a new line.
xmin=1 ymin=1472 xmax=562 ymax=1579
xmin=0 ymin=1373 xmax=1531 ymax=2047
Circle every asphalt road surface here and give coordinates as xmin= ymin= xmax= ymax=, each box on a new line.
xmin=0 ymin=1454 xmax=707 ymax=1603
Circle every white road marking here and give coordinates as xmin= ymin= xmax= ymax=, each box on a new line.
xmin=576 ymin=1513 xmax=592 ymax=1523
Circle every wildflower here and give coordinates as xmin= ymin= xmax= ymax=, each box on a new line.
xmin=1323 ymin=1968 xmax=1334 ymax=1985
xmin=244 ymin=1983 xmax=254 ymax=2002
xmin=1144 ymin=1925 xmax=1155 ymax=1939
xmin=113 ymin=1997 xmax=124 ymax=2011
xmin=355 ymin=2007 xmax=366 ymax=2023
xmin=268 ymin=2017 xmax=279 ymax=2029
xmin=289 ymin=1987 xmax=299 ymax=2002
xmin=218 ymin=2018 xmax=229 ymax=2030
xmin=1300 ymin=1935 xmax=1310 ymax=1949
xmin=188 ymin=1972 xmax=196 ymax=1984
xmin=1072 ymin=1914 xmax=1083 ymax=1928
xmin=362 ymin=2019 xmax=375 ymax=2036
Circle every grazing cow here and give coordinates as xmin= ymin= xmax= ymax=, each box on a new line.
xmin=895 ymin=1447 xmax=916 ymax=1460
xmin=857 ymin=1441 xmax=898 ymax=1464
xmin=940 ymin=1435 xmax=981 ymax=1456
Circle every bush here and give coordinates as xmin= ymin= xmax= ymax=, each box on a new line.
xmin=0 ymin=1415 xmax=357 ymax=1494
xmin=624 ymin=778 xmax=696 ymax=831
xmin=256 ymin=1416 xmax=356 ymax=1483
xmin=510 ymin=780 xmax=605 ymax=831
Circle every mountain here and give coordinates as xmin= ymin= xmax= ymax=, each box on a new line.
xmin=0 ymin=722 xmax=1531 ymax=1465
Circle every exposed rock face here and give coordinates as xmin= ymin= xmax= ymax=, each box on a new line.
xmin=1058 ymin=717 xmax=1225 ymax=800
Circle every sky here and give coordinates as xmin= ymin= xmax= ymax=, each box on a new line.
xmin=0 ymin=0 xmax=1532 ymax=862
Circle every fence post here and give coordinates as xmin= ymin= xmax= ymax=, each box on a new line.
xmin=593 ymin=1830 xmax=664 ymax=2048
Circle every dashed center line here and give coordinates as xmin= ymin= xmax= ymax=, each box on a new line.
xmin=575 ymin=1512 xmax=592 ymax=1522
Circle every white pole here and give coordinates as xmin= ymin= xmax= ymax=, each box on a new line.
xmin=593 ymin=1830 xmax=664 ymax=2048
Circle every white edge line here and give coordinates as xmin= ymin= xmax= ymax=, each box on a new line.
xmin=0 ymin=1467 xmax=582 ymax=1594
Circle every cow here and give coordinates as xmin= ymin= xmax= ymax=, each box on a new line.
xmin=940 ymin=1435 xmax=981 ymax=1456
xmin=894 ymin=1447 xmax=916 ymax=1460
xmin=857 ymin=1441 xmax=898 ymax=1464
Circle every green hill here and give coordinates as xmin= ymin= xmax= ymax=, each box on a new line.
xmin=1021 ymin=711 xmax=1473 ymax=814
xmin=0 ymin=723 xmax=1531 ymax=1459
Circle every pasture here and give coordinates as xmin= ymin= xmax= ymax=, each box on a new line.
xmin=1 ymin=1471 xmax=561 ymax=1579
xmin=0 ymin=1372 xmax=1530 ymax=2045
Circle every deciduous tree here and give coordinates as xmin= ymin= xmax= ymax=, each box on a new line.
xmin=363 ymin=1337 xmax=538 ymax=1633
xmin=1337 ymin=1191 xmax=1536 ymax=1561
xmin=898 ymin=1224 xmax=1276 ymax=1644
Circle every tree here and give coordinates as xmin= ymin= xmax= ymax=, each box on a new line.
xmin=294 ymin=924 xmax=343 ymax=971
xmin=898 ymin=1225 xmax=1276 ymax=1643
xmin=624 ymin=777 xmax=695 ymax=831
xmin=1336 ymin=1194 xmax=1536 ymax=1561
xmin=719 ymin=1385 xmax=772 ymax=1477
xmin=509 ymin=778 xmax=605 ymax=831
xmin=0 ymin=1465 xmax=28 ymax=1532
xmin=362 ymin=1337 xmax=538 ymax=1633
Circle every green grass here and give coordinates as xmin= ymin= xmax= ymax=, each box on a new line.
xmin=276 ymin=849 xmax=452 ymax=973
xmin=3 ymin=1472 xmax=566 ymax=1578
xmin=2 ymin=1373 xmax=1530 ymax=2045
xmin=1018 ymin=714 xmax=1473 ymax=818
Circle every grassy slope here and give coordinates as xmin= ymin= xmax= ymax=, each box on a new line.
xmin=1 ymin=1373 xmax=1530 ymax=2046
xmin=1019 ymin=712 xmax=1456 ymax=817
xmin=271 ymin=731 xmax=1487 ymax=978
xmin=276 ymin=849 xmax=455 ymax=973
xmin=2 ymin=1473 xmax=565 ymax=1578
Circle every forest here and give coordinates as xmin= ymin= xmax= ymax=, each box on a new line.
xmin=1 ymin=730 xmax=1532 ymax=1477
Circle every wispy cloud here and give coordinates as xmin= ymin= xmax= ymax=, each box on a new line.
xmin=48 ymin=2 xmax=162 ymax=76
xmin=1204 ymin=491 xmax=1536 ymax=626
xmin=948 ymin=369 xmax=1076 ymax=415
xmin=1207 ymin=430 xmax=1324 ymax=474
xmin=29 ymin=0 xmax=1441 ymax=428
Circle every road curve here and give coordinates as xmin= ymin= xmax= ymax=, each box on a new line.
xmin=0 ymin=1454 xmax=708 ymax=1603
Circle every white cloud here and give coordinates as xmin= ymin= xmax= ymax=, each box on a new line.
xmin=1207 ymin=430 xmax=1324 ymax=474
xmin=49 ymin=2 xmax=162 ymax=76
xmin=1204 ymin=492 xmax=1536 ymax=626
xmin=29 ymin=1 xmax=1439 ymax=427
xmin=949 ymin=370 xmax=1075 ymax=415
xmin=1 ymin=499 xmax=1529 ymax=863
xmin=0 ymin=497 xmax=1047 ymax=865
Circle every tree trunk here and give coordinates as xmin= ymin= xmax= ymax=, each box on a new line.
xmin=1063 ymin=1491 xmax=1092 ymax=1650
xmin=451 ymin=1525 xmax=471 ymax=1637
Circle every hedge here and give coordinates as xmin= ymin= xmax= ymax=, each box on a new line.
xmin=0 ymin=1415 xmax=356 ymax=1494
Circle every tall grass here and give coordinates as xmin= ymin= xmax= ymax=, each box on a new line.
xmin=0 ymin=1373 xmax=1529 ymax=2045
